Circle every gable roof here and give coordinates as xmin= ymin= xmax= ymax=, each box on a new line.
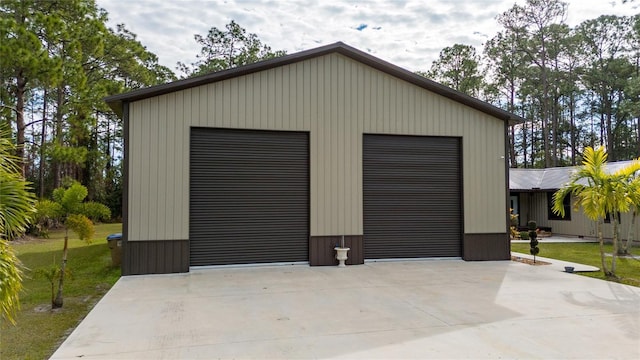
xmin=105 ymin=42 xmax=526 ymax=125
xmin=510 ymin=160 xmax=638 ymax=191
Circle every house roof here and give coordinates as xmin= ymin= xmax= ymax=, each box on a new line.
xmin=105 ymin=42 xmax=526 ymax=125
xmin=509 ymin=160 xmax=638 ymax=191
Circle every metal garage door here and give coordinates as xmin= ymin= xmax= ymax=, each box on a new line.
xmin=190 ymin=128 xmax=309 ymax=266
xmin=363 ymin=134 xmax=462 ymax=259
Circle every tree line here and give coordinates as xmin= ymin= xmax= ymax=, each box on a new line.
xmin=1 ymin=0 xmax=175 ymax=218
xmin=2 ymin=0 xmax=639 ymax=220
xmin=423 ymin=0 xmax=640 ymax=168
xmin=1 ymin=1 xmax=284 ymax=219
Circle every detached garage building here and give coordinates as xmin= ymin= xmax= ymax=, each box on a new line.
xmin=106 ymin=42 xmax=522 ymax=275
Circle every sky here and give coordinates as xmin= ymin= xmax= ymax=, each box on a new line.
xmin=96 ymin=0 xmax=639 ymax=74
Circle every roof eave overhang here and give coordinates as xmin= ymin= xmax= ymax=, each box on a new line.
xmin=105 ymin=42 xmax=528 ymax=125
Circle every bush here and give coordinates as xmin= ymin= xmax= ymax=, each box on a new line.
xmin=510 ymin=208 xmax=519 ymax=227
xmin=520 ymin=231 xmax=530 ymax=240
xmin=80 ymin=202 xmax=111 ymax=222
xmin=510 ymin=226 xmax=519 ymax=239
xmin=528 ymin=220 xmax=540 ymax=258
xmin=31 ymin=200 xmax=63 ymax=237
xmin=34 ymin=200 xmax=63 ymax=223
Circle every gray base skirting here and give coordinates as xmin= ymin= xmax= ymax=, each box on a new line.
xmin=123 ymin=239 xmax=189 ymax=275
xmin=463 ymin=233 xmax=510 ymax=261
xmin=309 ymin=235 xmax=364 ymax=266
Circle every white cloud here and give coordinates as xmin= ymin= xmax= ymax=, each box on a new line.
xmin=97 ymin=0 xmax=639 ymax=74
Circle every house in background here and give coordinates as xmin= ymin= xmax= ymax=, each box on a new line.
xmin=106 ymin=42 xmax=525 ymax=275
xmin=510 ymin=161 xmax=639 ymax=240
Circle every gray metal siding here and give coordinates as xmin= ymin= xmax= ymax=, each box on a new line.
xmin=189 ymin=128 xmax=309 ymax=266
xmin=363 ymin=134 xmax=462 ymax=258
xmin=127 ymin=52 xmax=506 ymax=241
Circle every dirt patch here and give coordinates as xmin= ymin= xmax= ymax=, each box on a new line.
xmin=9 ymin=234 xmax=50 ymax=245
xmin=33 ymin=304 xmax=63 ymax=313
xmin=511 ymin=256 xmax=551 ymax=266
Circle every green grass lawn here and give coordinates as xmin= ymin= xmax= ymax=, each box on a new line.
xmin=511 ymin=242 xmax=640 ymax=287
xmin=4 ymin=232 xmax=636 ymax=359
xmin=1 ymin=223 xmax=122 ymax=360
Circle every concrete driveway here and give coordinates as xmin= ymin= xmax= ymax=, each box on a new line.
xmin=51 ymin=260 xmax=640 ymax=359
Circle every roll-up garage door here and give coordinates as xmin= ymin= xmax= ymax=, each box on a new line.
xmin=190 ymin=128 xmax=309 ymax=266
xmin=363 ymin=134 xmax=462 ymax=259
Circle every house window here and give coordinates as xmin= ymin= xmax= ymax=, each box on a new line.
xmin=604 ymin=212 xmax=621 ymax=224
xmin=547 ymin=192 xmax=570 ymax=220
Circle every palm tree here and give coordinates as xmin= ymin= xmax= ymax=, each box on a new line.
xmin=605 ymin=162 xmax=640 ymax=270
xmin=50 ymin=183 xmax=96 ymax=308
xmin=618 ymin=163 xmax=640 ymax=255
xmin=0 ymin=127 xmax=37 ymax=324
xmin=552 ymin=147 xmax=640 ymax=277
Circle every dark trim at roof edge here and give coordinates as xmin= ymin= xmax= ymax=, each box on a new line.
xmin=105 ymin=42 xmax=526 ymax=125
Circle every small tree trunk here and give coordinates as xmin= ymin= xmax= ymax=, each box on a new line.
xmin=53 ymin=233 xmax=68 ymax=308
xmin=570 ymin=91 xmax=576 ymax=166
xmin=637 ymin=116 xmax=640 ymax=157
xmin=39 ymin=89 xmax=48 ymax=198
xmin=50 ymin=278 xmax=55 ymax=308
xmin=611 ymin=213 xmax=619 ymax=276
xmin=623 ymin=208 xmax=636 ymax=255
xmin=15 ymin=72 xmax=27 ymax=176
xmin=53 ymin=85 xmax=64 ymax=189
xmin=624 ymin=208 xmax=638 ymax=253
xmin=606 ymin=101 xmax=614 ymax=160
xmin=597 ymin=220 xmax=610 ymax=276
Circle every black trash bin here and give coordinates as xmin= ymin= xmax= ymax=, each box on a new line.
xmin=106 ymin=233 xmax=122 ymax=266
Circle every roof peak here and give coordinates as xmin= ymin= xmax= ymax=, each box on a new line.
xmin=105 ymin=42 xmax=526 ymax=125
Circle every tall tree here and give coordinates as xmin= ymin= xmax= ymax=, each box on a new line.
xmin=0 ymin=0 xmax=61 ymax=174
xmin=87 ymin=24 xmax=174 ymax=208
xmin=424 ymin=44 xmax=485 ymax=97
xmin=546 ymin=23 xmax=573 ymax=165
xmin=426 ymin=2 xmax=639 ymax=168
xmin=557 ymin=27 xmax=583 ymax=165
xmin=484 ymin=31 xmax=528 ymax=167
xmin=631 ymin=15 xmax=640 ymax=157
xmin=577 ymin=15 xmax=636 ymax=161
xmin=2 ymin=0 xmax=175 ymax=214
xmin=47 ymin=0 xmax=106 ymax=190
xmin=498 ymin=0 xmax=568 ymax=167
xmin=178 ymin=20 xmax=286 ymax=77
